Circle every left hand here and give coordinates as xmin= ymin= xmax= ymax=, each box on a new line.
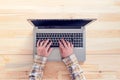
xmin=37 ymin=39 xmax=53 ymax=57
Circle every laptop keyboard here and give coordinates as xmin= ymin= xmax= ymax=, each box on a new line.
xmin=36 ymin=33 xmax=83 ymax=47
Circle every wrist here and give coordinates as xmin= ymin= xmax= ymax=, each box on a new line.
xmin=37 ymin=52 xmax=49 ymax=57
xmin=62 ymin=54 xmax=78 ymax=66
xmin=34 ymin=55 xmax=47 ymax=64
xmin=62 ymin=53 xmax=73 ymax=59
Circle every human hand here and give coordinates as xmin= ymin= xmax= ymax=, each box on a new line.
xmin=59 ymin=39 xmax=73 ymax=58
xmin=37 ymin=39 xmax=53 ymax=57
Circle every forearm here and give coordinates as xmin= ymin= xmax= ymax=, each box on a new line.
xmin=29 ymin=55 xmax=47 ymax=80
xmin=62 ymin=54 xmax=86 ymax=80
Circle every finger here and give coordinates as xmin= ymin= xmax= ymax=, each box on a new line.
xmin=39 ymin=40 xmax=44 ymax=46
xmin=37 ymin=39 xmax=40 ymax=47
xmin=70 ymin=42 xmax=73 ymax=48
xmin=46 ymin=41 xmax=52 ymax=50
xmin=61 ymin=39 xmax=67 ymax=47
xmin=48 ymin=48 xmax=53 ymax=55
xmin=66 ymin=41 xmax=70 ymax=47
xmin=43 ymin=39 xmax=49 ymax=47
xmin=59 ymin=40 xmax=64 ymax=48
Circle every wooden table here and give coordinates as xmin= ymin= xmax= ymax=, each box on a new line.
xmin=0 ymin=0 xmax=120 ymax=80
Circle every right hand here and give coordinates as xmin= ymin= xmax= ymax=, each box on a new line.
xmin=59 ymin=39 xmax=74 ymax=58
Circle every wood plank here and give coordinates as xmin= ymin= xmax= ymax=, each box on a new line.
xmin=0 ymin=13 xmax=120 ymax=21
xmin=0 ymin=0 xmax=115 ymax=7
xmin=86 ymin=38 xmax=120 ymax=54
xmin=0 ymin=55 xmax=120 ymax=71
xmin=0 ymin=7 xmax=120 ymax=14
xmin=1 ymin=63 xmax=119 ymax=73
xmin=0 ymin=71 xmax=119 ymax=80
xmin=87 ymin=30 xmax=120 ymax=38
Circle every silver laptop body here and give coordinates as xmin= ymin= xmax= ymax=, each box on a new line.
xmin=28 ymin=19 xmax=95 ymax=62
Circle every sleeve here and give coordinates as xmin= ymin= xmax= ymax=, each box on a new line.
xmin=62 ymin=54 xmax=86 ymax=80
xmin=29 ymin=55 xmax=47 ymax=80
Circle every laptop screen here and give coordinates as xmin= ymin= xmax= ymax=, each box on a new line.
xmin=29 ymin=19 xmax=94 ymax=29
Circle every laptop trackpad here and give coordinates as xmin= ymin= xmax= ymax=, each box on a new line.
xmin=48 ymin=48 xmax=61 ymax=61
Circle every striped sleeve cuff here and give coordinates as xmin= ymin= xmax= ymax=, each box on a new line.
xmin=62 ymin=54 xmax=86 ymax=80
xmin=62 ymin=54 xmax=78 ymax=67
xmin=29 ymin=55 xmax=47 ymax=80
xmin=34 ymin=55 xmax=47 ymax=64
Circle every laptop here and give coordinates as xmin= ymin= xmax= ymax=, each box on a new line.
xmin=28 ymin=19 xmax=95 ymax=62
